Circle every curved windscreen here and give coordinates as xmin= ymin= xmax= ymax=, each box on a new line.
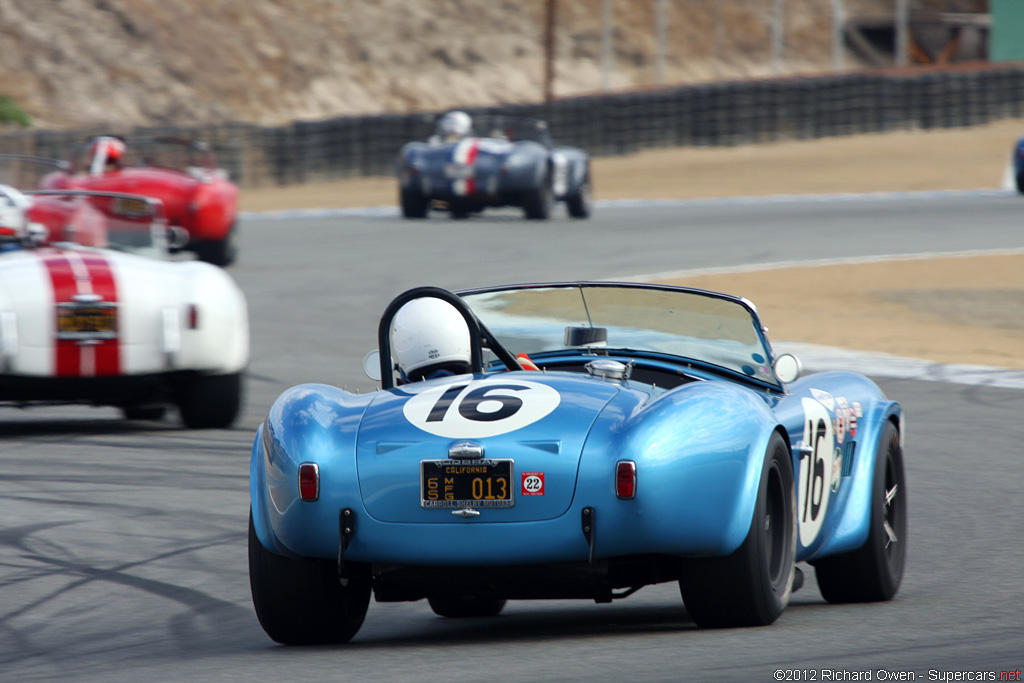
xmin=460 ymin=284 xmax=779 ymax=386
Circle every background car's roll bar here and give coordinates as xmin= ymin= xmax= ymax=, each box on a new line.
xmin=376 ymin=286 xmax=520 ymax=390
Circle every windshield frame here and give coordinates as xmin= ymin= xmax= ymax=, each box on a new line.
xmin=457 ymin=281 xmax=783 ymax=390
xmin=26 ymin=190 xmax=171 ymax=257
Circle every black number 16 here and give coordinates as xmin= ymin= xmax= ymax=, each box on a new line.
xmin=427 ymin=384 xmax=527 ymax=423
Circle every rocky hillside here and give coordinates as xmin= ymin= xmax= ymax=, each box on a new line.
xmin=0 ymin=0 xmax=985 ymax=131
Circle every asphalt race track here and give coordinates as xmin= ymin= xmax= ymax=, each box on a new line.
xmin=2 ymin=193 xmax=1023 ymax=681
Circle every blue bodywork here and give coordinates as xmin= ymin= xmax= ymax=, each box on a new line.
xmin=397 ymin=115 xmax=590 ymax=219
xmin=251 ymin=283 xmax=901 ymax=597
xmin=251 ymin=366 xmax=899 ymax=567
xmin=1013 ymin=135 xmax=1024 ymax=193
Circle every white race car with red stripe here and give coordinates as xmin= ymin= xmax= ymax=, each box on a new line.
xmin=0 ymin=185 xmax=248 ymax=428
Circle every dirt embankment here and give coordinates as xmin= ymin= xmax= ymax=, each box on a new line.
xmin=2 ymin=0 xmax=916 ymax=130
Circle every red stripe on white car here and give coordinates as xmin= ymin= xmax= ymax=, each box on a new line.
xmin=41 ymin=252 xmax=81 ymax=377
xmin=452 ymin=138 xmax=479 ymax=197
xmin=39 ymin=250 xmax=120 ymax=377
xmin=78 ymin=252 xmax=120 ymax=376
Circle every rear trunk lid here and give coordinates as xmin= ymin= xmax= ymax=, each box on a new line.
xmin=356 ymin=372 xmax=619 ymax=523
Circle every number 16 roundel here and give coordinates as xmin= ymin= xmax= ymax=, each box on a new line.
xmin=404 ymin=379 xmax=561 ymax=438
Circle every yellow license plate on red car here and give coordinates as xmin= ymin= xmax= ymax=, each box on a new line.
xmin=111 ymin=196 xmax=151 ymax=218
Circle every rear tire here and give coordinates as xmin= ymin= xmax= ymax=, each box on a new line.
xmin=177 ymin=372 xmax=242 ymax=429
xmin=449 ymin=198 xmax=470 ymax=219
xmin=813 ymin=420 xmax=906 ymax=603
xmin=522 ymin=172 xmax=553 ymax=220
xmin=193 ymin=221 xmax=238 ymax=267
xmin=428 ymin=596 xmax=507 ymax=618
xmin=565 ymin=177 xmax=592 ymax=219
xmin=400 ymin=187 xmax=428 ymax=218
xmin=1015 ymin=170 xmax=1024 ymax=195
xmin=679 ymin=431 xmax=796 ymax=628
xmin=248 ymin=511 xmax=370 ymax=645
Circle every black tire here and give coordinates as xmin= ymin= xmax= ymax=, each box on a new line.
xmin=248 ymin=511 xmax=371 ymax=645
xmin=449 ymin=198 xmax=470 ymax=219
xmin=566 ymin=177 xmax=592 ymax=219
xmin=1016 ymin=170 xmax=1024 ymax=194
xmin=400 ymin=187 xmax=428 ymax=218
xmin=428 ymin=596 xmax=507 ymax=618
xmin=177 ymin=372 xmax=242 ymax=429
xmin=193 ymin=221 xmax=238 ymax=267
xmin=522 ymin=171 xmax=553 ymax=220
xmin=813 ymin=420 xmax=906 ymax=603
xmin=122 ymin=405 xmax=167 ymax=421
xmin=679 ymin=431 xmax=796 ymax=628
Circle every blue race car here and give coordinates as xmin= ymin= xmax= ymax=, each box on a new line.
xmin=1013 ymin=135 xmax=1024 ymax=193
xmin=397 ymin=113 xmax=591 ymax=220
xmin=249 ymin=282 xmax=906 ymax=644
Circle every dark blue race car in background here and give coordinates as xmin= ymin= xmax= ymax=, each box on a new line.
xmin=397 ymin=115 xmax=591 ymax=220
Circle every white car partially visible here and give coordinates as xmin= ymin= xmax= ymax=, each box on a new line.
xmin=0 ymin=184 xmax=248 ymax=427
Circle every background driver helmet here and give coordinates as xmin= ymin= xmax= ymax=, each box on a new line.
xmin=436 ymin=110 xmax=473 ymax=140
xmin=391 ymin=297 xmax=472 ymax=382
xmin=88 ymin=136 xmax=126 ymax=175
xmin=0 ymin=184 xmax=30 ymax=246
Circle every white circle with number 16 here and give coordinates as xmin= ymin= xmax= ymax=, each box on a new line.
xmin=798 ymin=397 xmax=836 ymax=546
xmin=404 ymin=379 xmax=561 ymax=438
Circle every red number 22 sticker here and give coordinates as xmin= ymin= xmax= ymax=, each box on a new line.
xmin=521 ymin=472 xmax=545 ymax=496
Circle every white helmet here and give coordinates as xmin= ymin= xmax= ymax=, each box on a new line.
xmin=437 ymin=110 xmax=472 ymax=139
xmin=391 ymin=298 xmax=471 ymax=380
xmin=0 ymin=184 xmax=30 ymax=244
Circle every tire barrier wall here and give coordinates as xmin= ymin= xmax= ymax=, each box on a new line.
xmin=3 ymin=63 xmax=1024 ymax=189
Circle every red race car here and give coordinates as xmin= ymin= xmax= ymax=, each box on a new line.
xmin=39 ymin=136 xmax=239 ymax=266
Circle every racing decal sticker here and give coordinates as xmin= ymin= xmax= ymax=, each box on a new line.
xmin=521 ymin=472 xmax=545 ymax=496
xmin=404 ymin=379 xmax=561 ymax=438
xmin=831 ymin=447 xmax=843 ymax=492
xmin=40 ymin=250 xmax=120 ymax=377
xmin=809 ymin=388 xmax=835 ymax=411
xmin=849 ymin=401 xmax=862 ymax=439
xmin=799 ymin=396 xmax=837 ymax=546
xmin=834 ymin=396 xmax=849 ymax=445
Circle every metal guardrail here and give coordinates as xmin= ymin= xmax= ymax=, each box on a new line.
xmin=3 ymin=63 xmax=1023 ymax=189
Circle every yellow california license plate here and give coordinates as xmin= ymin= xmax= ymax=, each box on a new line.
xmin=421 ymin=459 xmax=514 ymax=509
xmin=111 ymin=196 xmax=151 ymax=218
xmin=56 ymin=304 xmax=118 ymax=340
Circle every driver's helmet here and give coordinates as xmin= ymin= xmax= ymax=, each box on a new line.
xmin=0 ymin=185 xmax=30 ymax=248
xmin=88 ymin=136 xmax=126 ymax=174
xmin=436 ymin=110 xmax=473 ymax=141
xmin=391 ymin=297 xmax=472 ymax=382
